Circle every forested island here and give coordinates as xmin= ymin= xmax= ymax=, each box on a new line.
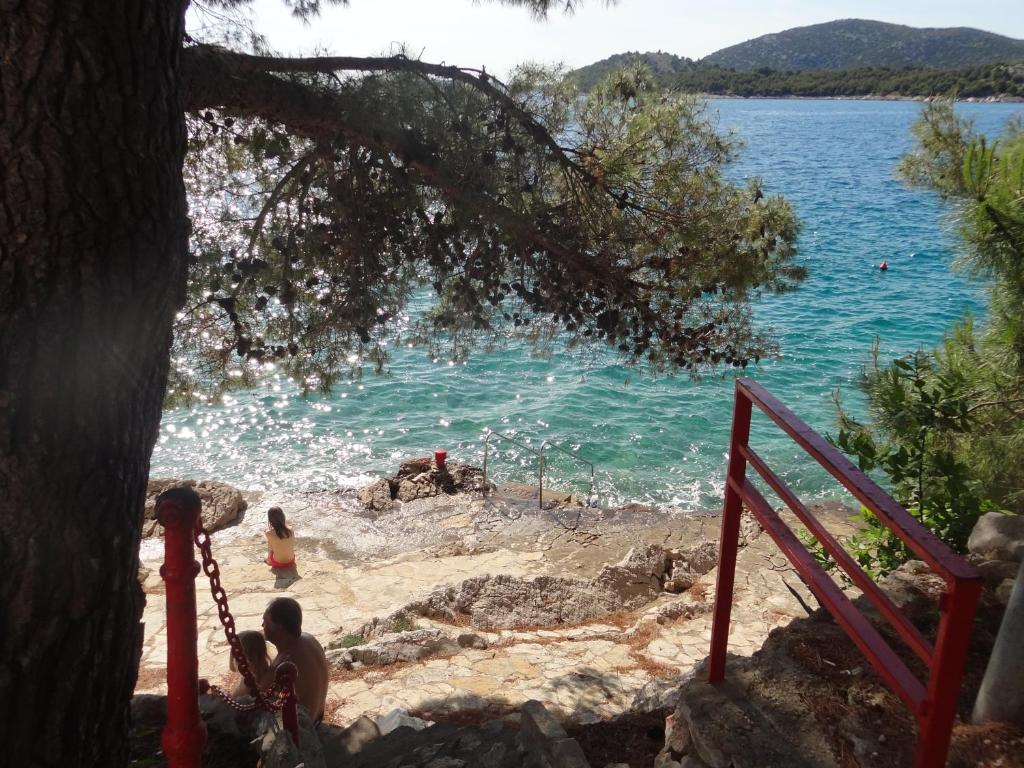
xmin=574 ymin=19 xmax=1024 ymax=99
xmin=575 ymin=57 xmax=1024 ymax=100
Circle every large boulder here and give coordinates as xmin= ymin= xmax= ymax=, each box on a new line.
xmin=318 ymin=715 xmax=381 ymax=764
xmin=357 ymin=478 xmax=394 ymax=512
xmin=356 ymin=458 xmax=490 ymax=512
xmin=592 ymin=544 xmax=670 ymax=605
xmin=968 ymin=512 xmax=1024 ymax=562
xmin=256 ymin=706 xmax=326 ymax=768
xmin=375 ymin=708 xmax=432 ymax=736
xmin=144 ymin=478 xmax=247 ymax=538
xmin=664 ymin=542 xmax=719 ymax=593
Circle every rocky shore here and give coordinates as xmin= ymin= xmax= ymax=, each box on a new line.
xmin=134 ymin=465 xmax=1022 ymax=767
xmin=136 ymin=465 xmax=825 ymax=735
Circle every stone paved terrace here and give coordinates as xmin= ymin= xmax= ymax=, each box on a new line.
xmin=136 ymin=490 xmax=855 ymax=727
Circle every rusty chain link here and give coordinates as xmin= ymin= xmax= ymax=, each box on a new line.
xmin=194 ymin=521 xmax=289 ymax=713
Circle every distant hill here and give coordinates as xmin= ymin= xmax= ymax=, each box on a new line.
xmin=702 ymin=19 xmax=1024 ymax=71
xmin=573 ymin=51 xmax=695 ymax=91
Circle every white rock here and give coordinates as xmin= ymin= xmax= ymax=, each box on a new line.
xmin=968 ymin=513 xmax=1024 ymax=562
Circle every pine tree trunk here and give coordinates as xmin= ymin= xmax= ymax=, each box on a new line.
xmin=0 ymin=1 xmax=188 ymax=765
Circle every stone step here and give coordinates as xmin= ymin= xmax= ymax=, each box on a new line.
xmin=347 ymin=701 xmax=592 ymax=768
xmin=670 ymin=674 xmax=826 ymax=768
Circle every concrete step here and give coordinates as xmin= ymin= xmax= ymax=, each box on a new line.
xmin=673 ymin=674 xmax=827 ymax=768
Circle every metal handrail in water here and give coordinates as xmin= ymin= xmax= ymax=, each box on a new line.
xmin=481 ymin=430 xmax=596 ymax=509
xmin=540 ymin=440 xmax=595 ymax=508
xmin=482 ymin=430 xmax=543 ymax=507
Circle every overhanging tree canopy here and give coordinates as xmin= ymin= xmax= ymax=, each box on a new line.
xmin=174 ymin=2 xmax=803 ymax=397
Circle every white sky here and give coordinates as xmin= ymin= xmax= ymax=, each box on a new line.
xmin=209 ymin=0 xmax=1024 ymax=77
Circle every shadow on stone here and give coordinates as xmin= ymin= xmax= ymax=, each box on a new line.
xmin=273 ymin=564 xmax=301 ymax=589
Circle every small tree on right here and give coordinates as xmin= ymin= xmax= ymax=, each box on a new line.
xmin=838 ymin=100 xmax=1023 ymax=726
xmin=836 ymin=102 xmax=1023 ymax=576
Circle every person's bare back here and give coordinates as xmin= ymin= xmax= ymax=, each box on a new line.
xmin=270 ymin=632 xmax=328 ymax=720
xmin=262 ymin=597 xmax=329 ymax=721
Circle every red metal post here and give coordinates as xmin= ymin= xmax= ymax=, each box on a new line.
xmin=434 ymin=449 xmax=448 ymax=472
xmin=914 ymin=579 xmax=982 ymax=768
xmin=158 ymin=487 xmax=207 ymax=768
xmin=708 ymin=385 xmax=752 ymax=682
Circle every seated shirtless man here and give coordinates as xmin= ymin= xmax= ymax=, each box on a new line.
xmin=262 ymin=597 xmax=329 ymax=722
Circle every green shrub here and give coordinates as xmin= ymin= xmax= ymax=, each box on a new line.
xmin=833 ymin=350 xmax=994 ymax=577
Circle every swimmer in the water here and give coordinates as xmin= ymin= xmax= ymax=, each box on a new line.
xmin=879 ymin=260 xmax=889 ymax=271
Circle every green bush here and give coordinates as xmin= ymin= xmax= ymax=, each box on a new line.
xmin=832 ymin=349 xmax=995 ymax=577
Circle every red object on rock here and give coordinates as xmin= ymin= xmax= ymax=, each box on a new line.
xmin=434 ymin=449 xmax=448 ymax=471
xmin=157 ymin=487 xmax=207 ymax=768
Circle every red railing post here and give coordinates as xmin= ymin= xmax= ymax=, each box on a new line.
xmin=709 ymin=378 xmax=982 ymax=767
xmin=157 ymin=487 xmax=207 ymax=768
xmin=708 ymin=384 xmax=752 ymax=682
xmin=914 ymin=580 xmax=982 ymax=768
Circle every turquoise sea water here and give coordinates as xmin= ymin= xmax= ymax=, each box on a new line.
xmin=154 ymin=99 xmax=1023 ymax=509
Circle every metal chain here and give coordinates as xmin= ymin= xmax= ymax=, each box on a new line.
xmin=194 ymin=521 xmax=287 ymax=713
xmin=205 ymin=682 xmax=291 ymax=713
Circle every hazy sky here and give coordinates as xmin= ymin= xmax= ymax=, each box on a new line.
xmin=213 ymin=0 xmax=1024 ymax=76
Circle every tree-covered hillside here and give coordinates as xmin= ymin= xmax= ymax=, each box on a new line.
xmin=703 ymin=19 xmax=1024 ymax=71
xmin=573 ymin=50 xmax=695 ymax=90
xmin=573 ymin=57 xmax=1024 ymax=100
xmin=672 ymin=62 xmax=1024 ymax=99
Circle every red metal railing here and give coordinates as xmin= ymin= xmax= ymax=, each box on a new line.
xmin=156 ymin=488 xmax=300 ymax=768
xmin=709 ymin=379 xmax=982 ymax=768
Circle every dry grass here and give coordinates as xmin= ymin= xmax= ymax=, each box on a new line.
xmin=481 ymin=609 xmax=637 ymax=635
xmin=321 ymin=694 xmax=348 ymax=725
xmin=613 ymin=619 xmax=684 ymax=680
xmin=441 ymin=611 xmax=473 ymax=628
xmin=567 ymin=711 xmax=667 ymax=768
xmin=687 ymin=581 xmax=709 ymax=602
xmin=625 ymin=620 xmax=661 ymax=648
xmin=626 ymin=652 xmax=679 ymax=679
xmin=328 ymin=658 xmax=413 ymax=685
xmin=134 ymin=666 xmax=167 ymax=691
xmin=949 ymin=722 xmax=1024 ymax=768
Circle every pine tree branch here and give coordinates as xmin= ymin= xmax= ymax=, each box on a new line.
xmin=180 ymin=45 xmax=639 ymax=293
xmin=183 ymin=44 xmax=598 ymax=187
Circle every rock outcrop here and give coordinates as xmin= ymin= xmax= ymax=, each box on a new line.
xmin=343 ymin=701 xmax=591 ymax=768
xmin=357 ymin=458 xmax=490 ymax=512
xmin=968 ymin=512 xmax=1024 ymax=562
xmin=968 ymin=511 xmax=1023 ymax=606
xmin=328 ymin=629 xmax=463 ymax=670
xmin=143 ymin=478 xmax=247 ymax=538
xmin=357 ymin=538 xmax=736 ymax=637
xmin=664 ymin=542 xmax=720 ymax=593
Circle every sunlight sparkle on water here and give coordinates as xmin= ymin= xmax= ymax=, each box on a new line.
xmin=153 ymin=101 xmax=1020 ymax=508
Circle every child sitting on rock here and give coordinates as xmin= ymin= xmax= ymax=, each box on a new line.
xmin=229 ymin=630 xmax=272 ymax=698
xmin=264 ymin=506 xmax=295 ymax=569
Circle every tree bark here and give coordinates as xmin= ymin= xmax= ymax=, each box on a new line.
xmin=0 ymin=1 xmax=189 ymax=765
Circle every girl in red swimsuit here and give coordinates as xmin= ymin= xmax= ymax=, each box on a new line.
xmin=264 ymin=506 xmax=295 ymax=568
